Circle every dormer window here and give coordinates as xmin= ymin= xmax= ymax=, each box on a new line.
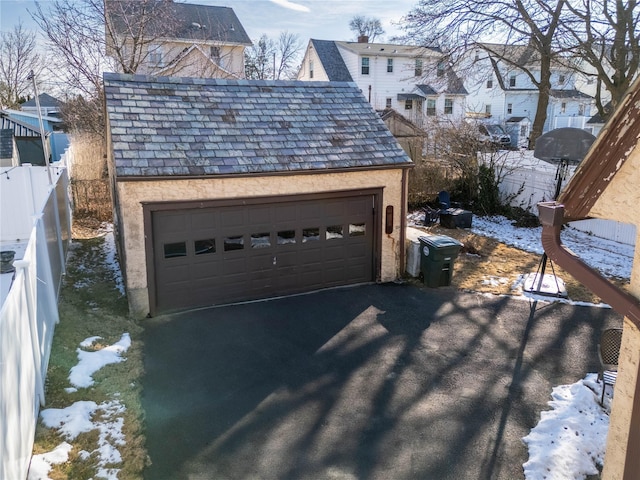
xmin=309 ymin=59 xmax=314 ymax=79
xmin=437 ymin=62 xmax=445 ymax=78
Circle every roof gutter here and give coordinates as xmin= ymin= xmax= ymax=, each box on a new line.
xmin=538 ymin=201 xmax=640 ymax=328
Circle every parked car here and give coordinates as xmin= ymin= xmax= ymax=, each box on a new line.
xmin=478 ymin=124 xmax=511 ymax=148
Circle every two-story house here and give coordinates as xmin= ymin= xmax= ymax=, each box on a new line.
xmin=297 ymin=38 xmax=467 ymax=127
xmin=105 ymin=2 xmax=252 ymax=79
xmin=460 ymin=43 xmax=596 ymax=146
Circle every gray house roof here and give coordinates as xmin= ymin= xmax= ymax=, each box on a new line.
xmin=310 ymin=39 xmax=353 ymax=82
xmin=550 ymin=89 xmax=593 ymax=99
xmin=106 ymin=1 xmax=251 ymax=46
xmin=22 ymin=93 xmax=61 ymax=109
xmin=104 ymin=73 xmax=412 ymax=178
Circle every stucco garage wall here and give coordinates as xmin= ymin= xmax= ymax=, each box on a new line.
xmin=589 ymin=145 xmax=640 ymax=480
xmin=116 ymin=168 xmax=405 ymax=317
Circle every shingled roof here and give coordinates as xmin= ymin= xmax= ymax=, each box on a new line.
xmin=106 ymin=2 xmax=251 ymax=46
xmin=104 ymin=73 xmax=412 ymax=178
xmin=310 ymin=39 xmax=353 ymax=82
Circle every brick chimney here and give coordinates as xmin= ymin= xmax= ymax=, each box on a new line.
xmin=357 ymin=35 xmax=369 ymax=43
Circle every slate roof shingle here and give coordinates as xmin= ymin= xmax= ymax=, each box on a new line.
xmin=104 ymin=73 xmax=412 ymax=178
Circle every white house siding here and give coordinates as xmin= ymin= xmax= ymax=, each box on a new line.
xmin=504 ymin=92 xmax=538 ymax=122
xmin=547 ymin=99 xmax=593 ymax=131
xmin=461 ymin=49 xmax=595 ymax=133
xmin=297 ymin=48 xmax=330 ymax=82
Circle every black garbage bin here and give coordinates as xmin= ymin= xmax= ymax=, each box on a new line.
xmin=439 ymin=208 xmax=473 ymax=229
xmin=418 ymin=235 xmax=463 ymax=287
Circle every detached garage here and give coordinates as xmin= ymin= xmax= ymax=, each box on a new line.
xmin=103 ymin=73 xmax=413 ymax=317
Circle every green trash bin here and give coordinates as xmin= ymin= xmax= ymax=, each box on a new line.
xmin=418 ymin=235 xmax=463 ymax=287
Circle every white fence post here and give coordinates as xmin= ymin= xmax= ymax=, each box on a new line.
xmin=13 ymin=259 xmax=45 ymax=406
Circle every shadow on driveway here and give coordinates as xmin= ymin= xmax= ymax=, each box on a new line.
xmin=142 ymin=283 xmax=621 ymax=480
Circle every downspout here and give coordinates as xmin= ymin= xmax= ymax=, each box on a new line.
xmin=538 ymin=201 xmax=640 ymax=328
xmin=399 ymin=167 xmax=408 ymax=279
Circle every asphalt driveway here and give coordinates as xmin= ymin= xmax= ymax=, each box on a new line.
xmin=141 ymin=283 xmax=621 ymax=480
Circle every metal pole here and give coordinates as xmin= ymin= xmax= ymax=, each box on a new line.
xmin=534 ymin=158 xmax=567 ymax=294
xmin=27 ymin=70 xmax=53 ymax=186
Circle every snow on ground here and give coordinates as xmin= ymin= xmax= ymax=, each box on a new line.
xmin=30 ymin=334 xmax=129 ymax=480
xmin=27 ymin=442 xmax=73 ymax=480
xmin=98 ymin=223 xmax=125 ymax=295
xmin=523 ymin=374 xmax=610 ymax=480
xmin=69 ymin=333 xmax=131 ymax=388
xmin=471 ymin=215 xmax=634 ymax=280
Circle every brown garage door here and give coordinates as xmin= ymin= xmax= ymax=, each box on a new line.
xmin=149 ymin=192 xmax=379 ymax=313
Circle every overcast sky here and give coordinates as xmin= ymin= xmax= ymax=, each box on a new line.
xmin=1 ymin=0 xmax=418 ymax=43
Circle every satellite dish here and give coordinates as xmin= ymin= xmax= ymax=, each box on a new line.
xmin=534 ymin=127 xmax=596 ymax=165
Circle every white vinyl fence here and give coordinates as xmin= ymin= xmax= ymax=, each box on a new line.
xmin=487 ymin=150 xmax=637 ymax=246
xmin=0 ymin=163 xmax=71 ymax=480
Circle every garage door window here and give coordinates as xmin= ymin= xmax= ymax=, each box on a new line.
xmin=277 ymin=230 xmax=296 ymax=245
xmin=326 ymin=225 xmax=343 ymax=240
xmin=349 ymin=223 xmax=366 ymax=236
xmin=224 ymin=235 xmax=244 ymax=251
xmin=164 ymin=242 xmax=187 ymax=258
xmin=251 ymin=233 xmax=271 ymax=248
xmin=195 ymin=239 xmax=216 ymax=255
xmin=303 ymin=227 xmax=320 ymax=242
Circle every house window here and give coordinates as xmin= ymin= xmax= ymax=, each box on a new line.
xmin=415 ymin=59 xmax=423 ymax=77
xmin=210 ymin=46 xmax=220 ymax=62
xmin=578 ymin=104 xmax=585 ymax=115
xmin=437 ymin=62 xmax=445 ymax=78
xmin=509 ymin=74 xmax=516 ymax=87
xmin=558 ymin=74 xmax=565 ymax=85
xmin=405 ymin=99 xmax=413 ymax=110
xmin=309 ymin=59 xmax=314 ymax=79
xmin=444 ymin=98 xmax=453 ymax=114
xmin=486 ymin=79 xmax=493 ymax=88
xmin=361 ymin=57 xmax=370 ymax=75
xmin=426 ymin=98 xmax=436 ymax=116
xmin=485 ymin=104 xmax=492 ymax=115
xmin=507 ymin=103 xmax=513 ymax=114
xmin=387 ymin=58 xmax=393 ymax=73
xmin=587 ymin=77 xmax=594 ymax=85
xmin=386 ymin=97 xmax=392 ymax=108
xmin=520 ymin=125 xmax=528 ymax=137
xmin=148 ymin=44 xmax=163 ymax=66
xmin=561 ymin=102 xmax=567 ymax=113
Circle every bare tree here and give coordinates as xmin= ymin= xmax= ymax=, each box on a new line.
xmin=0 ymin=22 xmax=44 ymax=109
xmin=32 ymin=0 xmax=180 ymax=97
xmin=348 ymin=15 xmax=385 ymax=42
xmin=245 ymin=32 xmax=304 ymax=80
xmin=275 ymin=32 xmax=303 ymax=80
xmin=401 ymin=0 xmax=568 ymax=148
xmin=245 ymin=35 xmax=275 ymax=80
xmin=558 ymin=0 xmax=640 ymax=121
